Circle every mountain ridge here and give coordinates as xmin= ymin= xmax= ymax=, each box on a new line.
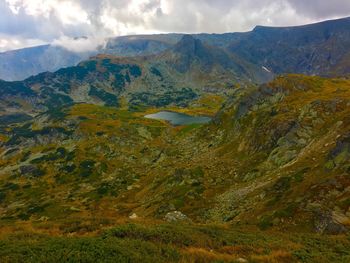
xmin=0 ymin=35 xmax=273 ymax=118
xmin=1 ymin=16 xmax=350 ymax=81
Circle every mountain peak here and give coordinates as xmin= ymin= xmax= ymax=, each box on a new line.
xmin=167 ymin=34 xmax=214 ymax=73
xmin=179 ymin=34 xmax=196 ymax=43
xmin=173 ymin=34 xmax=203 ymax=55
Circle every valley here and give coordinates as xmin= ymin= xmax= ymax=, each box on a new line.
xmin=0 ymin=16 xmax=349 ymax=263
xmin=0 ymin=74 xmax=349 ymax=262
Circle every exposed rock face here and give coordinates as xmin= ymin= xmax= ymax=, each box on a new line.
xmin=129 ymin=213 xmax=138 ymax=220
xmin=19 ymin=165 xmax=45 ymax=177
xmin=327 ymin=133 xmax=350 ymax=169
xmin=164 ymin=211 xmax=189 ymax=222
xmin=313 ymin=209 xmax=348 ymax=235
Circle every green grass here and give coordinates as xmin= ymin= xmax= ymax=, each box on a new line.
xmin=0 ymin=223 xmax=349 ymax=262
xmin=177 ymin=123 xmax=204 ymax=136
xmin=0 ymin=234 xmax=180 ymax=263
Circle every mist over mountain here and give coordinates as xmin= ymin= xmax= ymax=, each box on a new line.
xmin=0 ymin=44 xmax=92 ymax=81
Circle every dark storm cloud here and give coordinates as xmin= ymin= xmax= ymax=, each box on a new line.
xmin=1 ymin=0 xmax=349 ymax=52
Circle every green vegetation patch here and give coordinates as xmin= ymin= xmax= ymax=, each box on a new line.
xmin=79 ymin=160 xmax=96 ymax=178
xmin=6 ymin=125 xmax=73 ymax=146
xmin=0 ymin=114 xmax=32 ymax=126
xmin=130 ymin=88 xmax=197 ymax=107
xmin=89 ymin=86 xmax=119 ymax=107
xmin=1 ymin=223 xmax=349 ymax=262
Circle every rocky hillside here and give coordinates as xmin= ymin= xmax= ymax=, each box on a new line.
xmin=202 ymin=75 xmax=350 ymax=233
xmin=0 ymin=73 xmax=349 ymax=261
xmin=0 ymin=74 xmax=349 ymax=232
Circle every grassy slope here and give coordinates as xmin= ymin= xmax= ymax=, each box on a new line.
xmin=0 ymin=222 xmax=349 ymax=262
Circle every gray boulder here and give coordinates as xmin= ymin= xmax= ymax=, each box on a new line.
xmin=164 ymin=211 xmax=189 ymax=222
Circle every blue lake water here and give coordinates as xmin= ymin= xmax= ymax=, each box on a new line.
xmin=144 ymin=111 xmax=211 ymax=126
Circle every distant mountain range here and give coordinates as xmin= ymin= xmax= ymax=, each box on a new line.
xmin=0 ymin=45 xmax=91 ymax=81
xmin=1 ymin=16 xmax=349 ymax=81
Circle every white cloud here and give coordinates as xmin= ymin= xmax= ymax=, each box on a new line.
xmin=6 ymin=0 xmax=90 ymax=24
xmin=54 ymin=1 xmax=90 ymax=25
xmin=52 ymin=35 xmax=106 ymax=53
xmin=0 ymin=34 xmax=46 ymax=52
xmin=1 ymin=0 xmax=350 ymax=52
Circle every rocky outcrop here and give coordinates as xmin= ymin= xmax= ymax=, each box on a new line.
xmin=164 ymin=211 xmax=190 ymax=222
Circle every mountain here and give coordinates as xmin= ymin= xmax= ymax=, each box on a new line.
xmin=0 ymin=45 xmax=92 ymax=81
xmin=2 ymin=16 xmax=350 ymax=81
xmin=229 ymin=17 xmax=350 ymax=76
xmin=0 ymin=33 xmax=243 ymax=81
xmin=165 ymin=35 xmax=242 ymax=73
xmin=158 ymin=35 xmax=271 ymax=84
xmin=103 ymin=34 xmax=182 ymax=56
xmin=0 ymin=35 xmax=272 ymax=118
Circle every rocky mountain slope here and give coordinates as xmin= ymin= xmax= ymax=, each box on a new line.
xmin=1 ymin=16 xmax=349 ymax=81
xmin=0 ymin=32 xmax=246 ymax=81
xmin=204 ymin=75 xmax=350 ymax=233
xmin=0 ymin=35 xmax=272 ymax=120
xmin=0 ymin=75 xmax=349 ymax=232
xmin=229 ymin=17 xmax=350 ymax=76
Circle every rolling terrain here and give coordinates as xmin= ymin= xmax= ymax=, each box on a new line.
xmin=0 ymin=74 xmax=349 ymax=261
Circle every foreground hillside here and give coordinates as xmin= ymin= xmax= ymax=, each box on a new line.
xmin=0 ymin=74 xmax=349 ymax=261
xmin=1 ymin=223 xmax=349 ymax=262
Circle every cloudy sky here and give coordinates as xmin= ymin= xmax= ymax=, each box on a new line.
xmin=1 ymin=0 xmax=350 ymax=52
